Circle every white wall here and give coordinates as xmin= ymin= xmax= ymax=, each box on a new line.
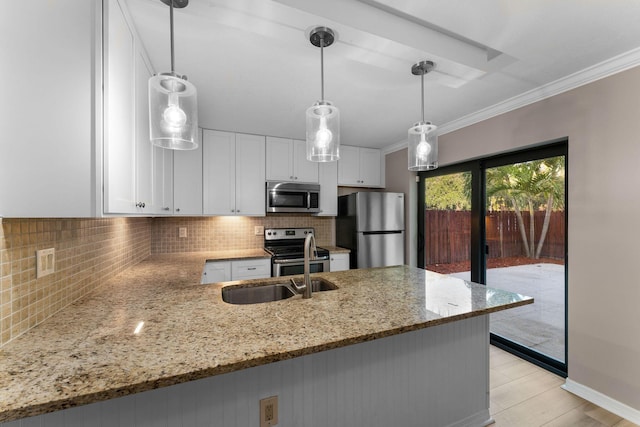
xmin=384 ymin=149 xmax=417 ymax=266
xmin=387 ymin=65 xmax=640 ymax=412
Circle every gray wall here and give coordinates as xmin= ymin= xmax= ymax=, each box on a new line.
xmin=384 ymin=149 xmax=416 ymax=267
xmin=386 ymin=65 xmax=640 ymax=411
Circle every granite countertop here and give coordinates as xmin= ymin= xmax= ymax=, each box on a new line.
xmin=203 ymin=248 xmax=271 ymax=261
xmin=0 ymin=252 xmax=532 ymax=422
xmin=321 ymin=245 xmax=350 ymax=254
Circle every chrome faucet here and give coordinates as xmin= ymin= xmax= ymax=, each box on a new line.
xmin=302 ymin=232 xmax=317 ymax=299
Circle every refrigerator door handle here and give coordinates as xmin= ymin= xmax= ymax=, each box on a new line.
xmin=362 ymin=230 xmax=403 ymax=235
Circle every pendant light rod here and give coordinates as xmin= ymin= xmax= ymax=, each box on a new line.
xmin=309 ymin=27 xmax=335 ymax=101
xmin=320 ymin=38 xmax=324 ymax=100
xmin=412 ymin=60 xmax=434 ymax=123
xmin=160 ymin=0 xmax=189 ymax=75
xmin=421 ymin=71 xmax=424 ymax=122
xmin=170 ymin=0 xmax=175 ymax=73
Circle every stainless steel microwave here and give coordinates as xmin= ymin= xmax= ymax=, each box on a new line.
xmin=266 ymin=182 xmax=320 ymax=213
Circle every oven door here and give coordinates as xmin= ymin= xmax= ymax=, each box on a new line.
xmin=272 ymin=259 xmax=330 ymax=277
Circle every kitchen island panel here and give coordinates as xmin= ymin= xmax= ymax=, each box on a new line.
xmin=2 ymin=315 xmax=490 ymax=427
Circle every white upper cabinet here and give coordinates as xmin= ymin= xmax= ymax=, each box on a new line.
xmin=235 ymin=134 xmax=267 ymax=215
xmin=266 ymin=137 xmax=319 ymax=183
xmin=1 ymin=0 xmax=99 ymax=217
xmin=317 ymin=160 xmax=338 ymax=216
xmin=338 ymin=145 xmax=383 ymax=187
xmin=103 ymin=0 xmax=173 ymax=215
xmin=203 ymin=130 xmax=265 ymax=216
xmin=173 ymin=129 xmax=203 ymax=215
xmin=103 ymin=0 xmax=136 ymax=214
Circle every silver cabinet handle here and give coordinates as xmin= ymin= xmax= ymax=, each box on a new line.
xmin=162 ymin=207 xmax=170 ymax=211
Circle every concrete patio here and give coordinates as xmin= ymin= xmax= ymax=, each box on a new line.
xmin=450 ymin=263 xmax=565 ymax=362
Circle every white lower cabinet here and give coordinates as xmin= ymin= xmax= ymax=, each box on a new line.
xmin=330 ymin=253 xmax=350 ymax=271
xmin=200 ymin=261 xmax=232 ymax=284
xmin=201 ymin=258 xmax=271 ymax=284
xmin=231 ymin=259 xmax=271 ymax=280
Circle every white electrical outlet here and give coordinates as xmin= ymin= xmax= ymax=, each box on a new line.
xmin=179 ymin=227 xmax=188 ymax=238
xmin=260 ymin=396 xmax=278 ymax=427
xmin=255 ymin=226 xmax=264 ymax=236
xmin=36 ymin=248 xmax=55 ymax=278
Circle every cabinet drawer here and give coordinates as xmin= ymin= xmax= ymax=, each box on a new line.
xmin=231 ymin=259 xmax=271 ymax=280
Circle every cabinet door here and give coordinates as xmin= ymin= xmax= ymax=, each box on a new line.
xmin=359 ymin=147 xmax=382 ymax=187
xmin=135 ymin=51 xmax=154 ymax=213
xmin=2 ymin=0 xmax=96 ymax=217
xmin=173 ymin=129 xmax=203 ymax=215
xmin=292 ymin=140 xmax=319 ymax=183
xmin=265 ymin=136 xmax=293 ymax=181
xmin=203 ymin=130 xmax=236 ymax=215
xmin=337 ymin=145 xmax=360 ymax=186
xmin=201 ymin=261 xmax=232 ymax=284
xmin=104 ymin=0 xmax=136 ymax=214
xmin=330 ymin=253 xmax=350 ymax=271
xmin=235 ymin=133 xmax=266 ymax=216
xmin=317 ymin=160 xmax=338 ymax=216
xmin=153 ymin=147 xmax=173 ymax=214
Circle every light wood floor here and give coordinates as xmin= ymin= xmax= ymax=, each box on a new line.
xmin=489 ymin=345 xmax=639 ymax=427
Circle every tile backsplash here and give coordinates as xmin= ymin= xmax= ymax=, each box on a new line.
xmin=0 ymin=215 xmax=334 ymax=346
xmin=0 ymin=218 xmax=151 ymax=346
xmin=151 ymin=215 xmax=335 ymax=253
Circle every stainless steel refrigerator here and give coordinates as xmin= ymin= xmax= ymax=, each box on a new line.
xmin=336 ymin=192 xmax=405 ymax=269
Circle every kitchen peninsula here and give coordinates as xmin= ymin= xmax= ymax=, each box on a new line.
xmin=0 ymin=253 xmax=532 ymax=426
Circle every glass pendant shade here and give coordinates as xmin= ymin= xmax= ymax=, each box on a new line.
xmin=149 ymin=73 xmax=198 ymax=150
xmin=306 ymin=100 xmax=340 ymax=162
xmin=408 ymin=121 xmax=438 ymax=171
xmin=306 ymin=26 xmax=339 ymax=162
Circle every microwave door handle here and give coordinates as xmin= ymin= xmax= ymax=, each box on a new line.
xmin=307 ymin=192 xmax=311 ymax=210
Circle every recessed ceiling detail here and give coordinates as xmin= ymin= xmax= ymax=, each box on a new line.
xmin=127 ymin=0 xmax=640 ymax=149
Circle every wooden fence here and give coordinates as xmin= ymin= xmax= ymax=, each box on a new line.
xmin=425 ymin=210 xmax=565 ymax=265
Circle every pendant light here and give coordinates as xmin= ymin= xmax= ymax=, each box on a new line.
xmin=408 ymin=60 xmax=438 ymax=171
xmin=306 ymin=27 xmax=340 ymax=162
xmin=149 ymin=0 xmax=198 ymax=150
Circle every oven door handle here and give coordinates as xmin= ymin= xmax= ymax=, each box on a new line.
xmin=272 ymin=256 xmax=329 ymax=264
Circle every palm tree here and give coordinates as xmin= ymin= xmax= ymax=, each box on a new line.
xmin=486 ymin=157 xmax=564 ymax=259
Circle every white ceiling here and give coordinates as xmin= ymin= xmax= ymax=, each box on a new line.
xmin=126 ymin=0 xmax=640 ymax=150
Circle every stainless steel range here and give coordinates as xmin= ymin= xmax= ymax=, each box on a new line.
xmin=264 ymin=228 xmax=330 ymax=277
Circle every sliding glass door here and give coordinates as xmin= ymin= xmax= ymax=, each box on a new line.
xmin=418 ymin=142 xmax=567 ymax=375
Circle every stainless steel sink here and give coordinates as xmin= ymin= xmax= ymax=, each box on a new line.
xmin=221 ymin=278 xmax=337 ymax=305
xmin=307 ymin=278 xmax=338 ymax=292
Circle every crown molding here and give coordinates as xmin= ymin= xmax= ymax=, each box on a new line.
xmin=382 ymin=47 xmax=640 ymax=154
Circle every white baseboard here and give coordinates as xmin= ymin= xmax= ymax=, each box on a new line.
xmin=444 ymin=409 xmax=493 ymax=427
xmin=563 ymin=378 xmax=640 ymax=424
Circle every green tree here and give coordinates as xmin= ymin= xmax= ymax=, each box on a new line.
xmin=486 ymin=156 xmax=564 ymax=259
xmin=425 ymin=172 xmax=471 ymax=210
